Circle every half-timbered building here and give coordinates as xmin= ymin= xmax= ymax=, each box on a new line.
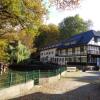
xmin=40 ymin=30 xmax=100 ymax=69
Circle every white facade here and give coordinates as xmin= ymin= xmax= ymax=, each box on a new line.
xmin=88 ymin=37 xmax=100 ymax=46
xmin=40 ymin=48 xmax=57 ymax=62
xmin=40 ymin=48 xmax=66 ymax=65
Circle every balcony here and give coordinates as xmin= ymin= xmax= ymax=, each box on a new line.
xmin=55 ymin=52 xmax=87 ymax=57
xmin=88 ymin=50 xmax=100 ymax=55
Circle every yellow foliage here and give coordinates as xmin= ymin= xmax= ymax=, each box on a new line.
xmin=0 ymin=39 xmax=9 ymax=62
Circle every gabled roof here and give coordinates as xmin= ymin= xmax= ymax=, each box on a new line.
xmin=58 ymin=30 xmax=96 ymax=48
xmin=41 ymin=30 xmax=99 ymax=50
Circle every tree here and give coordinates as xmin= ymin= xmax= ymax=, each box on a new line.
xmin=8 ymin=40 xmax=30 ymax=64
xmin=35 ymin=24 xmax=60 ymax=48
xmin=0 ymin=0 xmax=81 ymax=28
xmin=0 ymin=40 xmax=9 ymax=62
xmin=18 ymin=30 xmax=34 ymax=50
xmin=49 ymin=0 xmax=81 ymax=9
xmin=0 ymin=0 xmax=47 ymax=35
xmin=0 ymin=0 xmax=47 ymax=58
xmin=47 ymin=24 xmax=60 ymax=44
xmin=59 ymin=15 xmax=92 ymax=39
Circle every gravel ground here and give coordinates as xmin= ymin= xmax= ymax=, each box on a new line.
xmin=12 ymin=71 xmax=100 ymax=100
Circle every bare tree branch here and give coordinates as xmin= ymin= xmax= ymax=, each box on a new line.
xmin=49 ymin=0 xmax=80 ymax=9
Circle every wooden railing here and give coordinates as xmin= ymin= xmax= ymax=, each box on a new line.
xmin=88 ymin=50 xmax=100 ymax=55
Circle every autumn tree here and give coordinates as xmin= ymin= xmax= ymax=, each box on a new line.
xmin=0 ymin=32 xmax=19 ymax=62
xmin=0 ymin=0 xmax=81 ymax=27
xmin=0 ymin=0 xmax=82 ymax=62
xmin=0 ymin=0 xmax=47 ymax=35
xmin=35 ymin=24 xmax=60 ymax=48
xmin=47 ymin=24 xmax=60 ymax=44
xmin=8 ymin=41 xmax=30 ymax=64
xmin=59 ymin=15 xmax=92 ymax=39
xmin=0 ymin=0 xmax=48 ymax=57
xmin=0 ymin=39 xmax=9 ymax=62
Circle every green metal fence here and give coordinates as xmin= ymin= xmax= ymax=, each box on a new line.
xmin=0 ymin=66 xmax=67 ymax=90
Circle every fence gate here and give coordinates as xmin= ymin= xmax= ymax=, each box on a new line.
xmin=33 ymin=70 xmax=39 ymax=85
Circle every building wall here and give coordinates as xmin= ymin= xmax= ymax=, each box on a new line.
xmin=58 ymin=46 xmax=87 ymax=56
xmin=54 ymin=57 xmax=66 ymax=65
xmin=40 ymin=37 xmax=100 ymax=66
xmin=88 ymin=37 xmax=100 ymax=46
xmin=40 ymin=48 xmax=57 ymax=62
xmin=61 ymin=49 xmax=66 ymax=56
xmin=87 ymin=37 xmax=100 ymax=55
xmin=0 ymin=80 xmax=34 ymax=100
xmin=40 ymin=48 xmax=66 ymax=65
xmin=40 ymin=46 xmax=87 ymax=65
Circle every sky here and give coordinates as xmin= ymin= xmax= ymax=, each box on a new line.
xmin=45 ymin=0 xmax=100 ymax=31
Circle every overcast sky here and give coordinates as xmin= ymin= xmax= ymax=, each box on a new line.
xmin=45 ymin=0 xmax=100 ymax=31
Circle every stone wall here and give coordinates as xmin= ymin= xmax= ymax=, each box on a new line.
xmin=39 ymin=70 xmax=67 ymax=85
xmin=0 ymin=80 xmax=34 ymax=100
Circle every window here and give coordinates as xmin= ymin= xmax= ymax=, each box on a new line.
xmin=72 ymin=48 xmax=75 ymax=54
xmin=68 ymin=57 xmax=73 ymax=62
xmin=68 ymin=48 xmax=72 ymax=55
xmin=94 ymin=37 xmax=98 ymax=42
xmin=56 ymin=58 xmax=58 ymax=62
xmin=76 ymin=57 xmax=81 ymax=62
xmin=41 ymin=53 xmax=43 ymax=56
xmin=81 ymin=56 xmax=87 ymax=63
xmin=80 ymin=46 xmax=84 ymax=52
xmin=66 ymin=49 xmax=68 ymax=55
xmin=59 ymin=58 xmax=61 ymax=61
xmin=98 ymin=38 xmax=100 ymax=42
xmin=61 ymin=50 xmax=66 ymax=55
xmin=62 ymin=58 xmax=64 ymax=62
xmin=46 ymin=52 xmax=48 ymax=55
xmin=75 ymin=47 xmax=80 ymax=54
xmin=65 ymin=58 xmax=67 ymax=61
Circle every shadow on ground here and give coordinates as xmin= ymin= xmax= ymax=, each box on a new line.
xmin=62 ymin=71 xmax=100 ymax=83
xmin=11 ymin=83 xmax=100 ymax=100
xmin=87 ymin=71 xmax=100 ymax=75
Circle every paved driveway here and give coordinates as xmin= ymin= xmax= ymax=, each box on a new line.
xmin=12 ymin=71 xmax=100 ymax=100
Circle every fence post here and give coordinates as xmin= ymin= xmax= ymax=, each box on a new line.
xmin=58 ymin=68 xmax=61 ymax=80
xmin=9 ymin=72 xmax=13 ymax=86
xmin=55 ymin=69 xmax=57 ymax=75
xmin=25 ymin=72 xmax=27 ymax=83
xmin=48 ymin=70 xmax=50 ymax=77
xmin=32 ymin=71 xmax=34 ymax=80
xmin=39 ymin=70 xmax=40 ymax=79
xmin=32 ymin=71 xmax=34 ymax=85
xmin=59 ymin=67 xmax=61 ymax=75
xmin=59 ymin=67 xmax=61 ymax=79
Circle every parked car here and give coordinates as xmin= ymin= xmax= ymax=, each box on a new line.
xmin=82 ymin=66 xmax=99 ymax=72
